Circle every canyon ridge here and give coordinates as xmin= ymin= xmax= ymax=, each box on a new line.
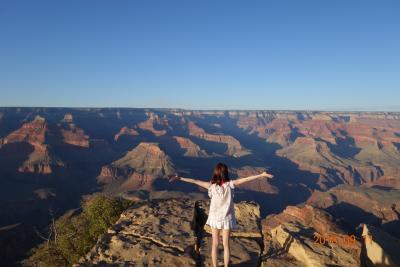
xmin=0 ymin=108 xmax=399 ymax=266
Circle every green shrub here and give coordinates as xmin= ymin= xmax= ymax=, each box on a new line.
xmin=23 ymin=195 xmax=132 ymax=267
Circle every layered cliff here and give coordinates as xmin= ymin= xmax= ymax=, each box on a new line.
xmin=0 ymin=116 xmax=64 ymax=174
xmin=188 ymin=121 xmax=251 ymax=157
xmin=173 ymin=136 xmax=209 ymax=157
xmin=59 ymin=114 xmax=90 ymax=147
xmin=235 ymin=112 xmax=400 ymax=189
xmin=361 ymin=224 xmax=400 ymax=267
xmin=114 ymin=126 xmax=139 ymax=141
xmin=137 ymin=112 xmax=169 ymax=136
xmin=98 ymin=142 xmax=175 ymax=193
xmin=262 ymin=205 xmax=361 ymax=267
xmin=307 ymin=184 xmax=400 ymax=238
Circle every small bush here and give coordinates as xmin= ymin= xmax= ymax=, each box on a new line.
xmin=23 ymin=195 xmax=132 ymax=267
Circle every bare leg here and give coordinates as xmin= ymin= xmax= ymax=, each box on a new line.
xmin=211 ymin=227 xmax=220 ymax=267
xmin=222 ymin=229 xmax=230 ymax=267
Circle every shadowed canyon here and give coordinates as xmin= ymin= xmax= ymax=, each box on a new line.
xmin=1 ymin=108 xmax=400 ymax=266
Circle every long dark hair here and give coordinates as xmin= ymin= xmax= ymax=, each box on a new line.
xmin=211 ymin=163 xmax=230 ymax=186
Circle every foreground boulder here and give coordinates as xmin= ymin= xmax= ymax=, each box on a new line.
xmin=76 ymin=198 xmax=262 ymax=266
xmin=361 ymin=224 xmax=400 ymax=267
xmin=75 ymin=199 xmax=400 ymax=266
xmin=261 ymin=205 xmax=361 ymax=267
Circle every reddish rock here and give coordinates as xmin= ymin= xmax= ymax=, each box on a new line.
xmin=263 ymin=205 xmax=342 ymax=235
xmin=276 ymin=137 xmax=388 ymax=188
xmin=262 ymin=205 xmax=361 ymax=267
xmin=0 ymin=115 xmax=47 ymax=145
xmin=0 ymin=116 xmax=65 ymax=174
xmin=98 ymin=142 xmax=175 ymax=193
xmin=60 ymin=128 xmax=89 ymax=147
xmin=173 ymin=136 xmax=209 ymax=157
xmin=361 ymin=224 xmax=400 ymax=267
xmin=114 ymin=127 xmax=139 ymax=141
xmin=62 ymin=113 xmax=74 ymax=123
xmin=188 ymin=121 xmax=250 ymax=157
xmin=138 ymin=112 xmax=168 ymax=136
xmin=307 ymin=185 xmax=400 ymax=225
xmin=18 ymin=143 xmax=64 ymax=174
xmin=59 ymin=114 xmax=89 ymax=147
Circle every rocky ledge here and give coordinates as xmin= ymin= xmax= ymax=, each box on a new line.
xmin=262 ymin=205 xmax=361 ymax=267
xmin=76 ymin=198 xmax=262 ymax=266
xmin=76 ymin=199 xmax=399 ymax=267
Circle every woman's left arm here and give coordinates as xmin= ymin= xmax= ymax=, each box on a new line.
xmin=180 ymin=177 xmax=210 ymax=189
xmin=169 ymin=175 xmax=210 ymax=189
xmin=233 ymin=171 xmax=273 ymax=186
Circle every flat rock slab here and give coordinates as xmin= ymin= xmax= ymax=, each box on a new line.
xmin=111 ymin=199 xmax=197 ymax=253
xmin=199 ymin=236 xmax=262 ymax=267
xmin=261 ymin=257 xmax=306 ymax=267
xmin=78 ymin=198 xmax=263 ymax=266
xmin=272 ymin=223 xmax=360 ymax=267
xmin=79 ymin=233 xmax=196 ymax=266
xmin=200 ymin=200 xmax=262 ymax=238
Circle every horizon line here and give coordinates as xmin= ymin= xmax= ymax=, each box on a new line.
xmin=1 ymin=106 xmax=400 ymax=113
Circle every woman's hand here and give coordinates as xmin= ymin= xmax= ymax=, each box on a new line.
xmin=260 ymin=171 xmax=274 ymax=179
xmin=168 ymin=174 xmax=181 ymax=182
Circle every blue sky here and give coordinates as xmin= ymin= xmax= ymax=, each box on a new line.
xmin=1 ymin=1 xmax=399 ymax=110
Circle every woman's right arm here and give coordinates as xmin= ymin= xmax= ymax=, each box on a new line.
xmin=169 ymin=175 xmax=210 ymax=189
xmin=233 ymin=171 xmax=273 ymax=186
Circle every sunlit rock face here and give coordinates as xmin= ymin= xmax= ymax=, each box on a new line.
xmin=360 ymin=224 xmax=400 ymax=267
xmin=187 ymin=121 xmax=251 ymax=157
xmin=233 ymin=111 xmax=400 ymax=189
xmin=0 ymin=116 xmax=64 ymax=174
xmin=98 ymin=142 xmax=175 ymax=193
xmin=1 ymin=108 xmax=400 ymax=266
xmin=114 ymin=126 xmax=139 ymax=141
xmin=59 ymin=114 xmax=90 ymax=148
xmin=173 ymin=136 xmax=209 ymax=157
xmin=137 ymin=112 xmax=168 ymax=136
xmin=76 ymin=198 xmax=263 ymax=267
xmin=262 ymin=205 xmax=361 ymax=267
xmin=307 ymin=184 xmax=400 ymax=238
xmin=0 ymin=115 xmax=47 ymax=146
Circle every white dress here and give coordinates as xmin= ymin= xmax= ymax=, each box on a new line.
xmin=205 ymin=180 xmax=237 ymax=230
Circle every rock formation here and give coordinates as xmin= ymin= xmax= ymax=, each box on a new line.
xmin=173 ymin=136 xmax=209 ymax=157
xmin=114 ymin=126 xmax=139 ymax=141
xmin=2 ymin=108 xmax=400 ymax=266
xmin=0 ymin=115 xmax=47 ymax=146
xmin=188 ymin=121 xmax=251 ymax=157
xmin=18 ymin=143 xmax=64 ymax=174
xmin=98 ymin=142 xmax=175 ymax=193
xmin=0 ymin=116 xmax=64 ymax=174
xmin=137 ymin=112 xmax=168 ymax=136
xmin=307 ymin=184 xmax=400 ymax=237
xmin=262 ymin=205 xmax=361 ymax=267
xmin=276 ymin=137 xmax=385 ymax=189
xmin=361 ymin=224 xmax=400 ymax=267
xmin=76 ymin=200 xmax=381 ymax=267
xmin=235 ymin=112 xmax=400 ymax=189
xmin=59 ymin=114 xmax=90 ymax=147
xmin=62 ymin=113 xmax=74 ymax=123
xmin=76 ymin=198 xmax=263 ymax=267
